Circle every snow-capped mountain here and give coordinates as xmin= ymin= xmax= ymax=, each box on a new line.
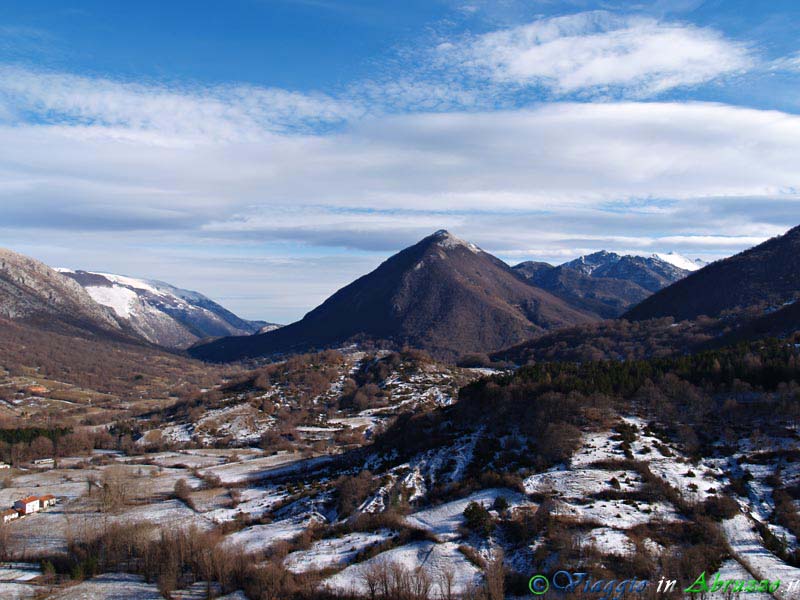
xmin=650 ymin=252 xmax=707 ymax=272
xmin=0 ymin=248 xmax=126 ymax=337
xmin=59 ymin=270 xmax=273 ymax=349
xmin=627 ymin=224 xmax=800 ymax=322
xmin=514 ymin=250 xmax=699 ymax=319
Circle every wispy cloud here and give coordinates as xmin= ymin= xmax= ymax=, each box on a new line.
xmin=0 ymin=66 xmax=356 ymax=138
xmin=771 ymin=51 xmax=800 ymax=72
xmin=437 ymin=11 xmax=754 ymax=97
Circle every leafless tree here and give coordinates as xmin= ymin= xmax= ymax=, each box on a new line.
xmin=484 ymin=549 xmax=505 ymax=600
xmin=436 ymin=568 xmax=456 ymax=600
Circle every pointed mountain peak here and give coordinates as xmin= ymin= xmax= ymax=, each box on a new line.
xmin=422 ymin=230 xmax=481 ymax=254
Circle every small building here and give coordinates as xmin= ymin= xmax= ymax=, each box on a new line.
xmin=0 ymin=462 xmax=9 ymax=469
xmin=25 ymin=385 xmax=48 ymax=395
xmin=1 ymin=509 xmax=18 ymax=524
xmin=39 ymin=494 xmax=56 ymax=509
xmin=32 ymin=458 xmax=54 ymax=467
xmin=13 ymin=497 xmax=40 ymax=515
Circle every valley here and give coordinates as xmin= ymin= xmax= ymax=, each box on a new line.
xmin=2 ymin=228 xmax=800 ymax=599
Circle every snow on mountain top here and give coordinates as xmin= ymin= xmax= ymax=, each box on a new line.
xmin=432 ymin=230 xmax=481 ymax=254
xmin=650 ymin=252 xmax=706 ymax=271
xmin=94 ymin=272 xmax=169 ymax=296
xmin=559 ymin=250 xmax=706 ymax=273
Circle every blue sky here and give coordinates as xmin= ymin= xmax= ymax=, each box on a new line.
xmin=2 ymin=0 xmax=800 ymax=322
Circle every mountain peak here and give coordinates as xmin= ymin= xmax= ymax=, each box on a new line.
xmin=191 ymin=232 xmax=595 ymax=361
xmin=424 ymin=230 xmax=481 ymax=254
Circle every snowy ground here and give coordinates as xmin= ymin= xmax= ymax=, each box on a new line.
xmin=199 ymin=453 xmax=330 ymax=484
xmin=723 ymin=515 xmax=800 ymax=600
xmin=284 ymin=530 xmax=395 ymax=573
xmin=322 ymin=541 xmax=481 ymax=596
xmin=576 ymin=527 xmax=636 ymax=556
xmin=204 ymin=486 xmax=288 ymax=523
xmin=0 ymin=582 xmax=41 ymax=600
xmin=524 ymin=467 xmax=642 ymax=497
xmin=48 ymin=573 xmax=162 ymax=599
xmin=223 ymin=514 xmax=325 ymax=554
xmin=405 ymin=488 xmax=531 ymax=541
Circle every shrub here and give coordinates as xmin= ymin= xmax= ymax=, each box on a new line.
xmin=463 ymin=501 xmax=494 ymax=537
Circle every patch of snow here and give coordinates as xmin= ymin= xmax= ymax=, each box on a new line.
xmin=284 ymin=530 xmax=394 ymax=573
xmin=556 ymin=498 xmax=681 ymax=529
xmin=323 ymin=541 xmax=481 ymax=597
xmin=49 ymin=573 xmax=162 ymax=599
xmin=577 ymin=527 xmax=635 ymax=556
xmin=84 ymin=285 xmax=137 ymax=318
xmin=223 ymin=514 xmax=325 ymax=554
xmin=405 ymin=488 xmax=531 ymax=541
xmin=524 ymin=468 xmax=642 ymax=498
xmin=651 ymin=252 xmax=706 ymax=271
xmin=434 ymin=230 xmax=481 ymax=254
xmin=722 ymin=515 xmax=800 ymax=600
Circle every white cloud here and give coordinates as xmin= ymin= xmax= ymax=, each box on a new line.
xmin=771 ymin=51 xmax=800 ymax=72
xmin=1 ymin=64 xmax=798 ymax=318
xmin=1 ymin=68 xmax=800 ymax=224
xmin=442 ymin=11 xmax=753 ymax=96
xmin=0 ymin=66 xmax=355 ymax=139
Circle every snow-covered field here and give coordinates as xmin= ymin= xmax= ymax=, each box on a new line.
xmin=204 ymin=486 xmax=288 ymax=523
xmin=523 ymin=467 xmax=642 ymax=497
xmin=223 ymin=514 xmax=325 ymax=554
xmin=48 ymin=573 xmax=162 ymax=599
xmin=323 ymin=541 xmax=481 ymax=596
xmin=284 ymin=530 xmax=395 ymax=573
xmin=405 ymin=488 xmax=531 ymax=541
xmin=198 ymin=452 xmax=320 ymax=484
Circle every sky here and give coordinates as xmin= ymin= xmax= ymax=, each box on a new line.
xmin=2 ymin=0 xmax=800 ymax=322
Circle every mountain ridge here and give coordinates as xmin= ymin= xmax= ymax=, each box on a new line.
xmin=625 ymin=225 xmax=800 ymax=322
xmin=0 ymin=248 xmax=132 ymax=340
xmin=190 ymin=230 xmax=597 ymax=361
xmin=513 ymin=250 xmax=695 ymax=318
xmin=59 ymin=269 xmax=272 ymax=349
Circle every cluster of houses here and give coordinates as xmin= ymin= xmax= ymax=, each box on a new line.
xmin=1 ymin=494 xmax=56 ymax=524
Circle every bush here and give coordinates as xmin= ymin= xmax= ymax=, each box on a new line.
xmin=463 ymin=502 xmax=494 ymax=537
xmin=702 ymin=495 xmax=740 ymax=521
xmin=335 ymin=470 xmax=375 ymax=518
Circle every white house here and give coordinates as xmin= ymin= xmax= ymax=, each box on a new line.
xmin=39 ymin=494 xmax=56 ymax=509
xmin=13 ymin=497 xmax=40 ymax=515
xmin=1 ymin=509 xmax=18 ymax=524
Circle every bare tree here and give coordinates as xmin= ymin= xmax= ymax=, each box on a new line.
xmin=484 ymin=550 xmax=505 ymax=600
xmin=436 ymin=568 xmax=456 ymax=600
xmin=98 ymin=465 xmax=137 ymax=512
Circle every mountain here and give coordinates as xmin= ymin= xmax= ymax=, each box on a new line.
xmin=190 ymin=230 xmax=596 ymax=361
xmin=513 ymin=250 xmax=695 ymax=318
xmin=625 ymin=225 xmax=800 ymax=322
xmin=59 ymin=270 xmax=271 ymax=349
xmin=651 ymin=252 xmax=706 ymax=272
xmin=0 ymin=248 xmax=127 ymax=338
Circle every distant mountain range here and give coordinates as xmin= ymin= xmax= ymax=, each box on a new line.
xmin=190 ymin=230 xmax=598 ymax=361
xmin=513 ymin=250 xmax=704 ymax=318
xmin=58 ymin=270 xmax=272 ymax=349
xmin=9 ymin=224 xmax=800 ymax=367
xmin=625 ymin=224 xmax=800 ymax=322
xmin=0 ymin=247 xmax=270 ymax=352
